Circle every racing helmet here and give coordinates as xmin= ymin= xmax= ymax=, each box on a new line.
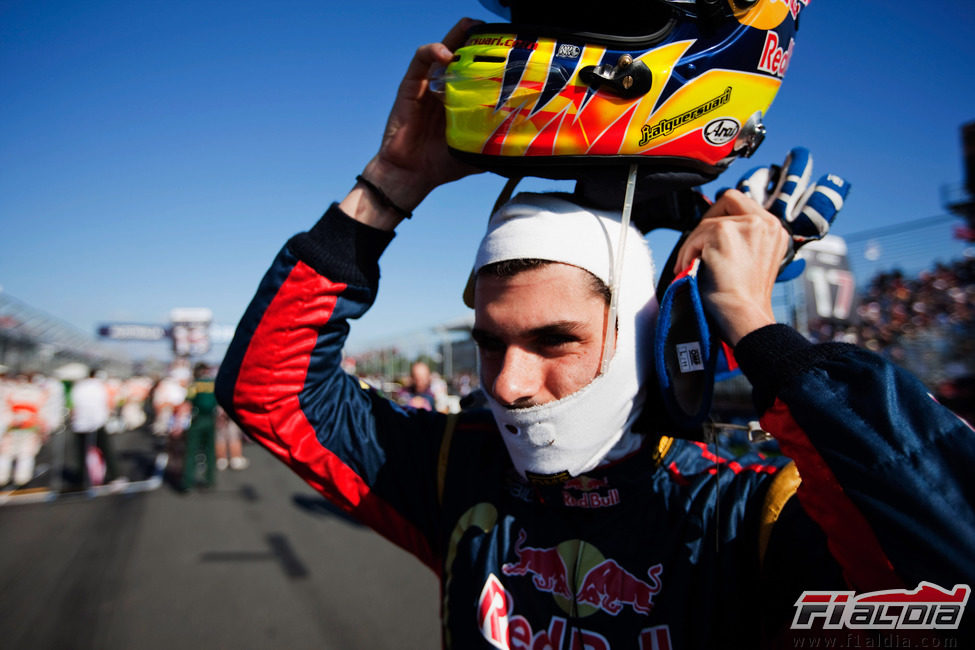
xmin=438 ymin=0 xmax=807 ymax=196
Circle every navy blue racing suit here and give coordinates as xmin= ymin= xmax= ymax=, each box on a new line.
xmin=216 ymin=204 xmax=975 ymax=649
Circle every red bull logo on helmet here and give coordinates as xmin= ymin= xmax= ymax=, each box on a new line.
xmin=757 ymin=32 xmax=795 ymax=78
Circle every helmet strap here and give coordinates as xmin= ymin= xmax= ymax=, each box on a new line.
xmin=600 ymin=163 xmax=639 ymax=375
xmin=491 ymin=176 xmax=523 ymax=215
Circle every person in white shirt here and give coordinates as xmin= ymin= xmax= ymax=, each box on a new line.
xmin=151 ymin=373 xmax=188 ymax=437
xmin=70 ymin=370 xmax=121 ymax=487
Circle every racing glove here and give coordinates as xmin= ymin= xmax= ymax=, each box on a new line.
xmin=734 ymin=146 xmax=852 ymax=281
xmin=654 ymin=148 xmax=851 ymax=434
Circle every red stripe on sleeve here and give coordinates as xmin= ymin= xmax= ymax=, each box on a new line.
xmin=231 ymin=260 xmax=438 ymax=572
xmin=761 ymin=399 xmax=903 ymax=591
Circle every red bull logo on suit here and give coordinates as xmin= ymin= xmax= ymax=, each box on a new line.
xmin=502 ymin=529 xmax=573 ymax=599
xmin=576 ymin=559 xmax=663 ymax=616
xmin=499 ymin=528 xmax=665 ymax=615
xmin=479 ymin=568 xmax=673 ymax=649
xmin=492 ymin=528 xmax=670 ymax=650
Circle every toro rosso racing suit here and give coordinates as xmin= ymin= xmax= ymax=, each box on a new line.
xmin=216 ymin=204 xmax=975 ymax=649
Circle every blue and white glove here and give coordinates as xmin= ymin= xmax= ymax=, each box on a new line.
xmin=735 ymin=147 xmax=851 ymax=281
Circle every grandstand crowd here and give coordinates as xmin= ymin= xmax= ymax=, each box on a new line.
xmin=808 ymin=257 xmax=974 ymax=348
xmin=809 ymin=255 xmax=975 ymax=420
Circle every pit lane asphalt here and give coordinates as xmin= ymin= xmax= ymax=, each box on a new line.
xmin=0 ymin=429 xmax=441 ymax=649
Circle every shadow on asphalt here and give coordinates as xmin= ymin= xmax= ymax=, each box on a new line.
xmin=199 ymin=532 xmax=311 ymax=579
xmin=291 ymin=493 xmax=364 ymax=527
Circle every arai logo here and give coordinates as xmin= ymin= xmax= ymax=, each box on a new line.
xmin=703 ymin=118 xmax=740 ymax=146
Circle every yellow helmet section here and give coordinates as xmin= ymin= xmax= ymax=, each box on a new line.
xmin=443 ymin=31 xmax=783 ymax=168
xmin=440 ymin=2 xmax=807 ymax=180
xmin=637 ymin=70 xmax=781 ymax=160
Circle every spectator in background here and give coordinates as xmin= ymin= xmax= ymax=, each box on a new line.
xmin=104 ymin=375 xmax=122 ymax=433
xmin=152 ymin=368 xmax=188 ymax=436
xmin=429 ymin=371 xmax=449 ymax=412
xmin=215 ymin=405 xmax=249 ymax=471
xmin=398 ymin=361 xmax=437 ymax=411
xmin=69 ymin=369 xmax=122 ymax=488
xmin=176 ymin=362 xmax=218 ymax=492
xmin=1 ymin=372 xmax=45 ymax=487
xmin=119 ymin=375 xmax=152 ymax=431
xmin=0 ymin=366 xmax=10 ymax=448
xmin=39 ymin=373 xmax=66 ymax=437
xmin=0 ymin=373 xmax=50 ymax=488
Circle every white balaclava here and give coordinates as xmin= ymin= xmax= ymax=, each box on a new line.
xmin=464 ymin=192 xmax=658 ymax=480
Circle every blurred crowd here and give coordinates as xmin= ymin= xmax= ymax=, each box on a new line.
xmin=807 ymin=256 xmax=975 ymax=421
xmin=808 ymin=257 xmax=974 ymax=349
xmin=357 ymin=360 xmax=481 ymax=414
xmin=0 ymin=359 xmax=248 ymax=492
xmin=0 ymin=369 xmax=65 ymax=488
xmin=3 ymin=257 xmax=972 ymax=492
xmin=807 ymin=257 xmax=974 ymax=352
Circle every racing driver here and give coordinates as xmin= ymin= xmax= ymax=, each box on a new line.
xmin=216 ymin=13 xmax=975 ymax=649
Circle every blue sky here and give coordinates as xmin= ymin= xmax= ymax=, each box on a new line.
xmin=2 ymin=1 xmax=974 ymax=362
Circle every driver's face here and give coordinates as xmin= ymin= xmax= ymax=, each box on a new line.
xmin=472 ymin=263 xmax=608 ymax=408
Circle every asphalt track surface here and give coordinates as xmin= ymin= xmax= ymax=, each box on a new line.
xmin=0 ymin=429 xmax=441 ymax=649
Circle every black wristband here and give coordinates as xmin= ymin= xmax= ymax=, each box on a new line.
xmin=355 ymin=174 xmax=412 ymax=220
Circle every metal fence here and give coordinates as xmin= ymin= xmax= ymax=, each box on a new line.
xmin=844 ymin=213 xmax=971 ymax=282
xmin=0 ymin=291 xmax=131 ymax=377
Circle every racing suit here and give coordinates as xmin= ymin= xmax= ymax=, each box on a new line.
xmin=216 ymin=204 xmax=975 ymax=649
